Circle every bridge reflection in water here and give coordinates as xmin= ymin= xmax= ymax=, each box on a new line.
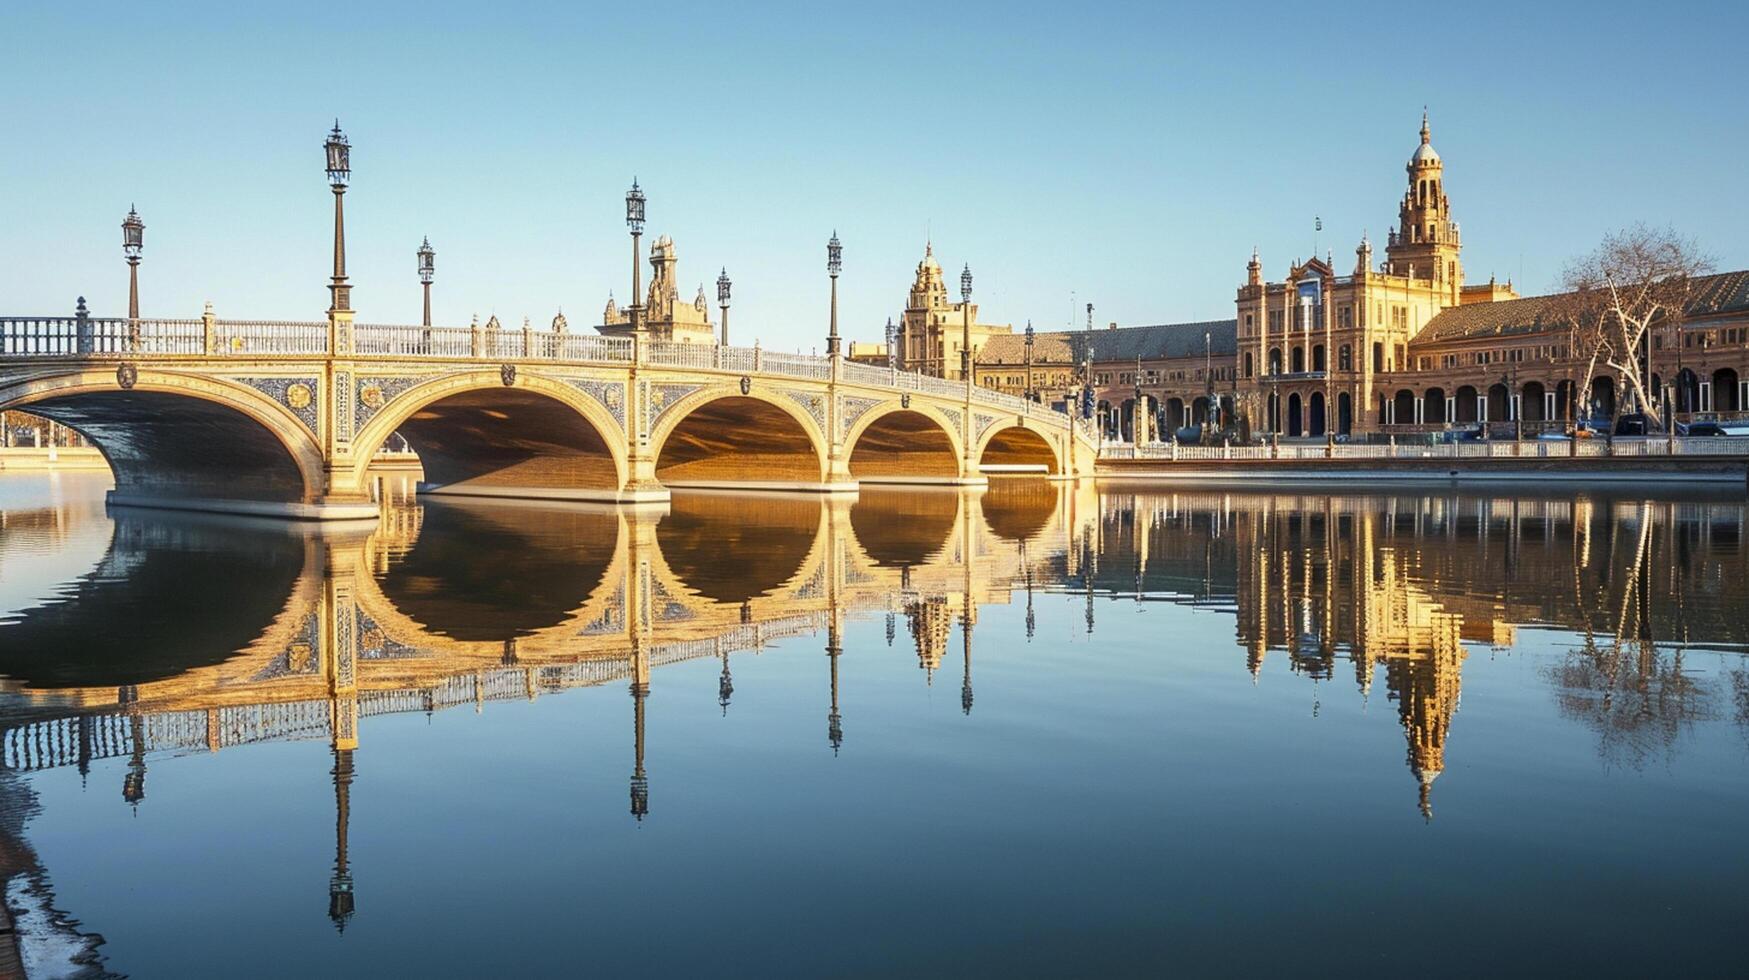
xmin=1 ymin=480 xmax=1746 ymax=940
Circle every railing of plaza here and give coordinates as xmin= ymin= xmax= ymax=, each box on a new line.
xmin=1101 ymin=437 xmax=1749 ymax=460
xmin=213 ymin=320 xmax=330 ymax=355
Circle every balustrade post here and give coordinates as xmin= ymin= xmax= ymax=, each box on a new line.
xmin=470 ymin=317 xmax=483 ymax=359
xmin=522 ymin=322 xmax=534 ymax=359
xmin=753 ymin=341 xmax=762 ymax=373
xmin=75 ymin=297 xmax=93 ymax=355
xmin=203 ymin=302 xmax=218 ymax=355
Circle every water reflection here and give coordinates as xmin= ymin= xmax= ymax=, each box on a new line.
xmin=0 ymin=477 xmax=1745 ymax=971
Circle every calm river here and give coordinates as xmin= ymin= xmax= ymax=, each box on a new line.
xmin=1 ymin=473 xmax=1745 ymax=977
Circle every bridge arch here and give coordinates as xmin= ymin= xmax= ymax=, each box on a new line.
xmin=974 ymin=418 xmax=1062 ymax=476
xmin=843 ymin=403 xmax=965 ymax=482
xmin=650 ymin=385 xmax=830 ymax=489
xmin=0 ymin=368 xmax=326 ymax=506
xmin=349 ymin=370 xmax=627 ymax=501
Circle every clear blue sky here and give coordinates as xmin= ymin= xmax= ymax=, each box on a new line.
xmin=4 ymin=1 xmax=1745 ymax=352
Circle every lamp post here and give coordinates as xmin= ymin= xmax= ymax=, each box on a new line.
xmin=120 ymin=206 xmax=144 ymax=350
xmin=1205 ymin=329 xmax=1214 ymax=436
xmin=825 ymin=233 xmax=842 ymax=356
xmin=1133 ymin=353 xmax=1144 ymax=443
xmin=959 ymin=264 xmax=973 ymax=387
xmin=1024 ymin=320 xmax=1036 ymax=401
xmin=324 ymin=121 xmax=352 ymax=315
xmin=122 ymin=206 xmax=144 ymax=324
xmin=626 ymin=180 xmax=646 ymax=336
xmin=716 ymin=267 xmax=731 ymax=347
xmin=417 ymin=237 xmax=435 ymax=328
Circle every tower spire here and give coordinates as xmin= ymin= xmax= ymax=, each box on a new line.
xmin=1421 ymin=107 xmax=1430 ymax=144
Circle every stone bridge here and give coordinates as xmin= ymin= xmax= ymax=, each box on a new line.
xmin=0 ymin=311 xmax=1098 ymax=519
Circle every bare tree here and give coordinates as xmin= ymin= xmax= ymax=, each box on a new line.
xmin=1557 ymin=225 xmax=1713 ymax=429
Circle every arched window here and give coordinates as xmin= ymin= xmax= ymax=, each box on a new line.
xmin=1312 ymin=344 xmax=1326 ymax=372
xmin=1291 ymin=346 xmax=1305 ymax=373
xmin=1338 ymin=344 xmax=1352 ymax=371
xmin=1372 ymin=342 xmax=1384 ymax=374
xmin=1244 ymin=352 xmax=1254 ymax=378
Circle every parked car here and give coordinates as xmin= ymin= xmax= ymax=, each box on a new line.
xmin=1680 ymin=421 xmax=1747 ymax=438
xmin=1438 ymin=426 xmax=1485 ymax=443
xmin=1613 ymin=413 xmax=1662 ymax=437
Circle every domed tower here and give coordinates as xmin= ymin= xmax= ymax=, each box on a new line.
xmin=1384 ymin=110 xmax=1463 ymax=306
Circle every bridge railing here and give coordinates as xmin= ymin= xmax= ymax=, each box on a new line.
xmin=213 ymin=320 xmax=330 ymax=355
xmin=1 ymin=316 xmax=207 ymax=356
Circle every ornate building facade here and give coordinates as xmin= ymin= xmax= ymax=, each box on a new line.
xmin=599 ymin=235 xmax=717 ymax=344
xmin=896 ymin=243 xmax=1015 ymax=380
xmin=968 ymin=114 xmax=1749 ymax=440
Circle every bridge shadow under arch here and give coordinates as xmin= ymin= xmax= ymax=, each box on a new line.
xmin=848 ymin=409 xmax=959 ymax=480
xmin=4 ymin=386 xmax=317 ymax=505
xmin=393 ymin=388 xmax=621 ymax=498
xmin=373 ymin=500 xmax=620 ymax=642
xmin=655 ymin=395 xmax=824 ymax=488
xmin=979 ymin=425 xmax=1060 ymax=475
xmin=848 ymin=490 xmax=959 ymax=567
xmin=654 ymin=494 xmax=821 ymax=603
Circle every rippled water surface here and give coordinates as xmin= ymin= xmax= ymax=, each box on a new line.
xmin=1 ymin=472 xmax=1746 ymax=977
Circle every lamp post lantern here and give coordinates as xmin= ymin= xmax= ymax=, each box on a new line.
xmin=324 ymin=121 xmax=352 ymax=314
xmin=626 ymin=180 xmax=646 ymax=336
xmin=826 ymin=232 xmax=842 ymax=356
xmin=417 ymin=237 xmax=435 ymax=328
xmin=122 ymin=206 xmax=144 ymax=324
xmin=1024 ymin=320 xmax=1036 ymax=402
xmin=959 ymin=264 xmax=973 ymax=385
xmin=716 ymin=267 xmax=731 ymax=347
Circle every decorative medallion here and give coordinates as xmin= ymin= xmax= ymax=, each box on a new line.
xmin=648 ymin=383 xmax=705 ymax=429
xmin=779 ymin=388 xmax=828 ymax=431
xmin=565 ymin=378 xmax=627 ymax=429
xmin=901 ymin=392 xmax=911 ymax=409
xmin=353 ymin=375 xmax=425 ymax=431
xmin=116 ymin=363 xmax=138 ymax=390
xmin=501 ymin=363 xmax=517 ymax=387
xmin=740 ymin=375 xmax=752 ymax=395
xmin=234 ymin=376 xmax=321 ymax=434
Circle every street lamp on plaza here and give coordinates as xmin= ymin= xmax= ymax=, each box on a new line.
xmin=122 ymin=206 xmax=144 ymax=325
xmin=717 ymin=267 xmax=731 ymax=347
xmin=1024 ymin=320 xmax=1036 ymax=402
xmin=417 ymin=237 xmax=435 ymax=328
xmin=826 ymin=232 xmax=842 ymax=356
xmin=959 ymin=264 xmax=973 ymax=386
xmin=626 ymin=180 xmax=646 ymax=336
xmin=1133 ymin=353 xmax=1144 ymax=443
xmin=324 ymin=121 xmax=352 ymax=315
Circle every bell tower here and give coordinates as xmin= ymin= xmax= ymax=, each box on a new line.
xmin=1384 ymin=110 xmax=1463 ymax=306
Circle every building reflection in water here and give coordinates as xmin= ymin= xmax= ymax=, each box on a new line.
xmin=0 ymin=480 xmax=1746 ymax=933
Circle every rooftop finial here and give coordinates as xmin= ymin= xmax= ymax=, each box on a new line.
xmin=1421 ymin=107 xmax=1430 ymax=144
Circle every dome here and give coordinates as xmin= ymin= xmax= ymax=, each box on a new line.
xmin=1409 ymin=109 xmax=1440 ymax=168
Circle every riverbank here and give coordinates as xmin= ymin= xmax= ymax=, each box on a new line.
xmin=1097 ymin=453 xmax=1749 ymax=485
xmin=0 ymin=447 xmax=108 ymax=472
